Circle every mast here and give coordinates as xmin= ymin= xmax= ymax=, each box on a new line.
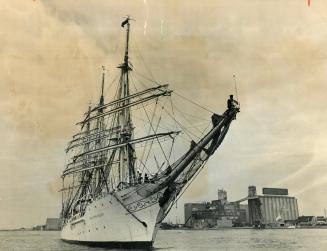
xmin=99 ymin=66 xmax=105 ymax=107
xmin=118 ymin=17 xmax=135 ymax=185
xmin=95 ymin=66 xmax=106 ymax=194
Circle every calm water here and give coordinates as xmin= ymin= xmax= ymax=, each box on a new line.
xmin=0 ymin=229 xmax=326 ymax=251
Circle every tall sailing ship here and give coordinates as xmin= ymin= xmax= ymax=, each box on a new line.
xmin=60 ymin=17 xmax=240 ymax=248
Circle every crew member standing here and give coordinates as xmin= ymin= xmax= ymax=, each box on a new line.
xmin=227 ymin=95 xmax=234 ymax=110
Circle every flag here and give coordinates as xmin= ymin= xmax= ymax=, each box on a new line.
xmin=121 ymin=18 xmax=129 ymax=27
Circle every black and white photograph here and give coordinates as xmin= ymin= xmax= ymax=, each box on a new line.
xmin=0 ymin=1 xmax=326 ymax=250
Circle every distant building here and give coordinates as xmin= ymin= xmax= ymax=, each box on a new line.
xmin=316 ymin=216 xmax=327 ymax=224
xmin=45 ymin=218 xmax=61 ymax=230
xmin=316 ymin=216 xmax=325 ymax=221
xmin=248 ymin=186 xmax=299 ymax=227
xmin=218 ymin=189 xmax=227 ymax=204
xmin=297 ymin=216 xmax=317 ymax=226
xmin=239 ymin=204 xmax=249 ymax=224
xmin=184 ymin=203 xmax=207 ymax=227
xmin=217 ymin=217 xmax=233 ymax=228
xmin=32 ymin=225 xmax=45 ymax=231
xmin=184 ymin=189 xmax=250 ymax=228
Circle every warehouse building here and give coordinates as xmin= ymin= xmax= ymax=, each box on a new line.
xmin=184 ymin=189 xmax=249 ymax=228
xmin=45 ymin=218 xmax=61 ymax=230
xmin=184 ymin=203 xmax=207 ymax=227
xmin=248 ymin=186 xmax=299 ymax=227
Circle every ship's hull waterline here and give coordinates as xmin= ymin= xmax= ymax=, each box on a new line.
xmin=61 ymin=192 xmax=162 ymax=248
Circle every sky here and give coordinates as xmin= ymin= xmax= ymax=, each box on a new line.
xmin=0 ymin=0 xmax=327 ymax=228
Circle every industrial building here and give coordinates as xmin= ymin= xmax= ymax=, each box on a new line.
xmin=45 ymin=218 xmax=61 ymax=230
xmin=247 ymin=186 xmax=299 ymax=227
xmin=184 ymin=203 xmax=207 ymax=228
xmin=184 ymin=189 xmax=249 ymax=228
xmin=184 ymin=186 xmax=299 ymax=228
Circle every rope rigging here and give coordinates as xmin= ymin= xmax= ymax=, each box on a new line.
xmin=129 ymin=73 xmax=171 ymax=169
xmin=130 ymin=38 xmax=216 ymax=115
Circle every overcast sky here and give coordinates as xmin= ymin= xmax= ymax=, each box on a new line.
xmin=0 ymin=0 xmax=326 ymax=228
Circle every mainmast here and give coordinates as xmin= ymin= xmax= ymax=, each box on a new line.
xmin=117 ymin=17 xmax=135 ymax=185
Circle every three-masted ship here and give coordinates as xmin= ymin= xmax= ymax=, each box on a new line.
xmin=60 ymin=17 xmax=240 ymax=248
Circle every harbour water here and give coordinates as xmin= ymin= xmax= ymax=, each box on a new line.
xmin=0 ymin=229 xmax=326 ymax=251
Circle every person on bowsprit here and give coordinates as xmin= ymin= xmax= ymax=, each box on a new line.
xmin=227 ymin=95 xmax=239 ymax=110
xmin=227 ymin=95 xmax=239 ymax=121
xmin=227 ymin=95 xmax=234 ymax=110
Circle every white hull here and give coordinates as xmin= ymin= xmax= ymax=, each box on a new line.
xmin=61 ymin=192 xmax=163 ymax=247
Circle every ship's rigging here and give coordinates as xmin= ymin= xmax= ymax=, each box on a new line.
xmin=61 ymin=17 xmax=239 ymax=224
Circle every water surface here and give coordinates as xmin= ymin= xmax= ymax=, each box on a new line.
xmin=0 ymin=229 xmax=326 ymax=251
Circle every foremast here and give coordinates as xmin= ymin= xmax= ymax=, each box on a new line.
xmin=117 ymin=17 xmax=135 ymax=185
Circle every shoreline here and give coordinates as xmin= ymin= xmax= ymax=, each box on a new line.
xmin=160 ymin=226 xmax=327 ymax=230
